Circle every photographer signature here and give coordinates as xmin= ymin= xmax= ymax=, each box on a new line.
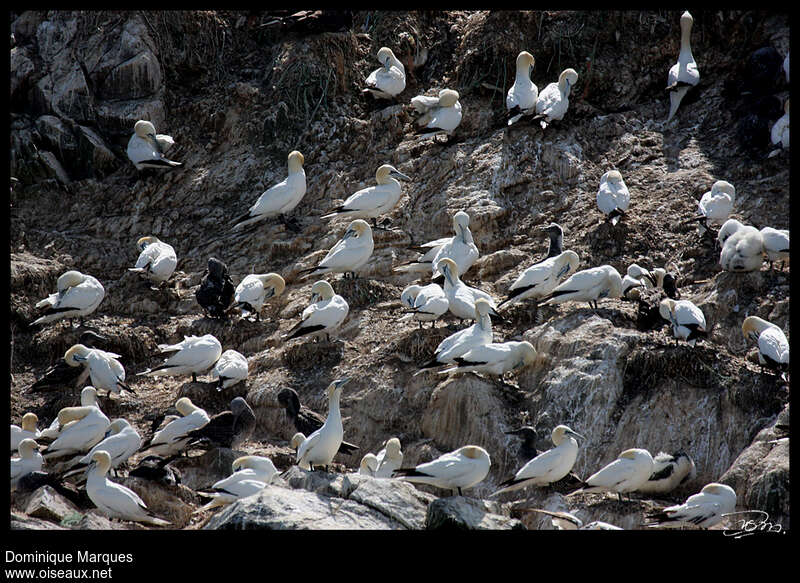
xmin=722 ymin=510 xmax=785 ymax=538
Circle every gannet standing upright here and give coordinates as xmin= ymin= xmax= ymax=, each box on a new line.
xmin=296 ymin=378 xmax=350 ymax=471
xmin=666 ymin=11 xmax=700 ymax=122
xmin=283 ymin=280 xmax=349 ymax=341
xmin=596 ymin=170 xmax=630 ymax=225
xmin=297 ymin=220 xmax=374 ymax=280
xmin=232 ymin=151 xmax=306 ymax=230
xmin=742 ymin=316 xmax=789 ymax=374
xmin=393 ymin=445 xmax=491 ymax=496
xmin=417 ymin=298 xmax=495 ymax=371
xmin=126 ymin=120 xmax=182 ymax=170
xmin=321 ymin=165 xmax=410 ymax=226
xmin=499 ymin=250 xmax=580 ymax=309
xmin=437 ymin=257 xmax=500 ymax=321
xmin=758 ymin=227 xmax=790 ymax=270
xmin=534 ymin=68 xmax=579 ymax=128
xmin=32 ymin=270 xmax=105 ymax=327
xmin=128 ymin=236 xmax=177 ymax=284
xmin=374 ymin=437 xmax=404 ymax=478
xmin=646 ymin=483 xmax=736 ymax=529
xmin=64 ymin=344 xmax=133 ymax=397
xmin=431 ymin=211 xmax=480 ymax=279
xmin=540 ymin=264 xmax=625 ymax=311
xmin=363 ymin=47 xmax=406 ymax=100
xmin=506 ymin=51 xmax=538 ymax=125
xmin=659 ymin=299 xmax=707 ymax=347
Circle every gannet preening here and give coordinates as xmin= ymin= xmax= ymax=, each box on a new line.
xmin=185 ymin=396 xmax=256 ymax=450
xmin=506 ymin=51 xmax=538 ymax=125
xmin=492 ymin=425 xmax=584 ymax=497
xmin=30 ymin=331 xmax=107 ymax=393
xmin=646 ymin=483 xmax=736 ymax=529
xmin=363 ymin=46 xmax=406 ymax=100
xmin=374 ymin=437 xmax=404 ymax=478
xmin=64 ymin=344 xmax=133 ymax=397
xmin=417 ymin=298 xmax=494 ymax=372
xmin=411 ymin=89 xmax=463 ymax=138
xmin=759 ymin=227 xmax=789 ymax=270
xmin=666 ymin=11 xmax=700 ymax=122
xmin=717 ymin=218 xmax=745 ymax=248
xmin=11 ymin=413 xmax=40 ymax=452
xmin=232 ymin=151 xmax=306 ymax=230
xmin=569 ymin=448 xmax=654 ymax=502
xmin=393 ymin=445 xmax=491 ymax=496
xmin=533 ymin=68 xmax=579 ymax=129
xmin=394 ymin=211 xmax=479 ymax=278
xmin=196 ymin=456 xmax=278 ymax=512
xmin=86 ymin=451 xmax=171 ymax=526
xmin=31 ymin=270 xmax=105 ymax=327
xmin=399 ymin=283 xmax=449 ymax=328
xmin=659 ymin=299 xmax=707 ymax=347
xmin=719 ymin=222 xmax=764 ymax=272
xmin=276 ymin=388 xmax=359 ymax=455
xmin=196 ymin=257 xmax=235 ymax=319
xmin=359 ymin=453 xmax=379 ymax=476
xmin=637 ymin=451 xmax=697 ymax=495
xmin=524 ymin=509 xmax=622 ymax=530
xmin=499 ymin=250 xmax=580 ymax=309
xmin=742 ymin=316 xmax=790 ymax=374
xmin=297 ymin=220 xmax=374 ymax=280
xmin=140 ymin=398 xmax=210 ymax=457
xmin=233 ymin=273 xmax=286 ymax=321
xmin=283 ymin=280 xmax=350 ymax=342
xmin=438 ymin=340 xmax=537 ymax=377
xmin=38 ymin=387 xmax=102 ymax=442
xmin=126 ymin=120 xmax=182 ymax=170
xmin=290 ymin=432 xmax=309 ymax=469
xmin=770 ymin=98 xmax=789 ymax=152
xmin=41 ymin=402 xmax=111 ymax=460
xmin=138 ymin=334 xmax=222 ymax=383
xmin=596 ymin=170 xmax=630 ymax=225
xmin=296 ymin=378 xmax=350 ymax=471
xmin=321 ymin=165 xmax=410 ymax=226
xmin=210 ymin=349 xmax=249 ymax=391
xmin=687 ymin=180 xmax=736 ymax=237
xmin=11 ymin=439 xmax=43 ymax=491
xmin=128 ymin=236 xmax=177 ymax=284
xmin=62 ymin=419 xmax=142 ymax=475
xmin=437 ymin=258 xmax=501 ymax=322
xmin=540 ymin=264 xmax=625 ymax=311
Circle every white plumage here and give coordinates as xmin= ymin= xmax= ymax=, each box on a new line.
xmin=525 ymin=508 xmax=622 ymax=530
xmin=322 ymin=165 xmax=410 ymax=221
xmin=284 ymin=280 xmax=349 ymax=341
xmin=42 ymin=403 xmax=111 ymax=460
xmin=393 ymin=445 xmax=491 ymax=495
xmin=210 ymin=349 xmax=249 ymax=390
xmin=363 ymin=46 xmax=406 ymax=99
xmin=64 ymin=344 xmax=131 ymax=397
xmin=717 ymin=218 xmax=746 ymax=248
xmin=698 ymin=181 xmax=736 ymax=228
xmin=38 ymin=387 xmax=100 ymax=441
xmin=666 ymin=11 xmax=700 ymax=122
xmin=233 ymin=151 xmax=306 ymax=229
xmin=197 ymin=456 xmax=278 ymax=511
xmin=374 ymin=437 xmax=404 ymax=479
xmin=11 ymin=413 xmax=39 ymax=452
xmin=32 ymin=270 xmax=105 ymax=326
xmin=742 ymin=316 xmax=789 ymax=372
xmin=506 ymin=51 xmax=538 ymax=125
xmin=534 ymin=68 xmax=578 ymax=128
xmin=234 ymin=273 xmax=285 ymax=319
xmin=142 ymin=398 xmax=210 ymax=457
xmin=126 ymin=120 xmax=182 ymax=170
xmin=296 ymin=378 xmax=349 ymax=470
xmin=759 ymin=227 xmax=789 ymax=269
xmin=299 ymin=219 xmax=374 ymax=279
xmin=431 ymin=211 xmax=480 ymax=279
xmin=720 ymin=223 xmax=764 ymax=272
xmin=541 ymin=264 xmax=624 ymax=310
xmin=499 ymin=250 xmax=580 ymax=308
xmin=659 ymin=299 xmax=707 ymax=347
xmin=571 ymin=448 xmax=654 ymax=500
xmin=399 ymin=283 xmax=449 ymax=327
xmin=637 ymin=451 xmax=697 ymax=495
xmin=359 ymin=453 xmax=379 ymax=476
xmin=64 ymin=419 xmax=142 ymax=473
xmin=596 ymin=170 xmax=630 ymax=225
xmin=438 ymin=340 xmax=537 ymax=377
xmin=770 ymin=99 xmax=789 ymax=150
xmin=412 ymin=88 xmax=463 ymax=135
xmin=11 ymin=439 xmax=43 ymax=490
xmin=417 ymin=298 xmax=494 ymax=372
xmin=437 ymin=257 xmax=499 ymax=321
xmin=138 ymin=334 xmax=222 ymax=381
xmin=647 ymin=483 xmax=736 ymax=529
xmin=128 ymin=236 xmax=177 ymax=283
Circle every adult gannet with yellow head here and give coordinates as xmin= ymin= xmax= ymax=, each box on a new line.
xmin=232 ymin=151 xmax=306 ymax=230
xmin=437 ymin=258 xmax=501 ymax=322
xmin=11 ymin=413 xmax=40 ymax=452
xmin=297 ymin=220 xmax=374 ymax=280
xmin=506 ymin=51 xmax=538 ymax=125
xmin=659 ymin=299 xmax=707 ymax=347
xmin=127 ymin=120 xmax=182 ymax=170
xmin=321 ymin=165 xmax=410 ymax=226
xmin=596 ymin=170 xmax=630 ymax=226
xmin=138 ymin=334 xmax=222 ymax=383
xmin=742 ymin=316 xmax=789 ymax=374
xmin=394 ymin=211 xmax=479 ymax=278
xmin=499 ymin=250 xmax=580 ymax=309
xmin=646 ymin=482 xmax=736 ymax=529
xmin=65 ymin=344 xmax=133 ymax=397
xmin=569 ymin=448 xmax=654 ymax=502
xmin=128 ymin=236 xmax=177 ymax=284
xmin=534 ymin=68 xmax=579 ymax=128
xmin=393 ymin=445 xmax=491 ymax=496
xmin=296 ymin=378 xmax=350 ymax=472
xmin=140 ymin=397 xmax=210 ymax=457
xmin=196 ymin=455 xmax=279 ymax=511
xmin=411 ymin=89 xmax=463 ymax=137
xmin=374 ymin=437 xmax=404 ymax=479
xmin=438 ymin=340 xmax=537 ymax=378
xmin=363 ymin=47 xmax=406 ymax=99
xmin=63 ymin=418 xmax=142 ymax=475
xmin=283 ymin=280 xmax=349 ymax=342
xmin=40 ymin=397 xmax=111 ymax=460
xmin=416 ymin=298 xmax=495 ymax=372
xmin=32 ymin=270 xmax=105 ymax=327
xmin=666 ymin=11 xmax=700 ymax=122
xmin=399 ymin=283 xmax=449 ymax=328
xmin=540 ymin=264 xmax=625 ymax=311
xmin=233 ymin=273 xmax=285 ymax=321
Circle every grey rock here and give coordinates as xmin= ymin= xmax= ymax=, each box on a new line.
xmin=169 ymin=447 xmax=241 ymax=491
xmin=11 ymin=511 xmax=68 ymax=530
xmin=10 ymin=46 xmax=36 ymax=101
xmin=121 ymin=477 xmax=196 ymax=529
xmin=36 ymin=150 xmax=72 ymax=185
xmin=77 ymin=125 xmax=119 ymax=176
xmin=23 ymin=485 xmax=81 ymax=523
xmin=99 ymin=50 xmax=163 ymax=101
xmin=342 ymin=473 xmax=435 ymax=530
xmin=425 ymin=496 xmax=525 ymax=530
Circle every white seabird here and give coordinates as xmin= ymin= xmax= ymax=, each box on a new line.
xmin=742 ymin=316 xmax=789 ymax=374
xmin=359 ymin=453 xmax=379 ymax=476
xmin=696 ymin=181 xmax=736 ymax=234
xmin=64 ymin=344 xmax=133 ymax=397
xmin=296 ymin=378 xmax=349 ymax=471
xmin=290 ymin=432 xmax=310 ymax=470
xmin=138 ymin=334 xmax=223 ymax=383
xmin=770 ymin=98 xmax=789 ymax=151
xmin=525 ymin=508 xmax=622 ymax=530
xmin=283 ymin=280 xmax=349 ymax=342
xmin=11 ymin=439 xmax=43 ymax=491
xmin=596 ymin=170 xmax=630 ymax=225
xmin=297 ymin=219 xmax=374 ymax=280
xmin=63 ymin=418 xmax=142 ymax=474
xmin=492 ymin=425 xmax=584 ymax=496
xmin=437 ymin=257 xmax=500 ymax=321
xmin=720 ymin=223 xmax=764 ymax=272
xmin=499 ymin=250 xmax=580 ymax=309
xmin=506 ymin=51 xmax=538 ymax=125
xmin=374 ymin=437 xmax=404 ymax=479
xmin=11 ymin=413 xmax=40 ymax=452
xmin=32 ymin=270 xmax=105 ymax=326
xmin=321 ymin=165 xmax=410 ymax=225
xmin=416 ymin=298 xmax=495 ymax=372
xmin=126 ymin=120 xmax=182 ymax=170
xmin=534 ymin=68 xmax=579 ymax=128
xmin=393 ymin=445 xmax=491 ymax=496
xmin=210 ymin=349 xmax=249 ymax=391
xmin=86 ymin=450 xmax=171 ymax=526
xmin=646 ymin=482 xmax=736 ymax=529
xmin=659 ymin=299 xmax=707 ymax=347
xmin=393 ymin=211 xmax=479 ymax=277
xmin=38 ymin=386 xmax=102 ymax=441
xmin=411 ymin=88 xmax=463 ymax=138
xmin=759 ymin=227 xmax=789 ymax=270
xmin=666 ymin=11 xmax=700 ymax=122
xmin=570 ymin=448 xmax=654 ymax=502
xmin=128 ymin=236 xmax=177 ymax=284
xmin=438 ymin=340 xmax=537 ymax=378
xmin=636 ymin=451 xmax=697 ymax=495
xmin=233 ymin=273 xmax=286 ymax=321
xmin=140 ymin=397 xmax=210 ymax=457
xmin=540 ymin=264 xmax=625 ymax=311
xmin=197 ymin=455 xmax=279 ymax=511
xmin=400 ymin=283 xmax=449 ymax=328
xmin=363 ymin=46 xmax=406 ymax=99
xmin=41 ymin=402 xmax=111 ymax=460
xmin=232 ymin=150 xmax=306 ymax=230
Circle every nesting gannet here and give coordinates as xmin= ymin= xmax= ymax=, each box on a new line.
xmin=492 ymin=425 xmax=584 ymax=496
xmin=570 ymin=448 xmax=654 ymax=502
xmin=126 ymin=120 xmax=182 ymax=170
xmin=210 ymin=349 xmax=249 ymax=391
xmin=525 ymin=508 xmax=622 ymax=530
xmin=499 ymin=250 xmax=580 ymax=309
xmin=296 ymin=378 xmax=350 ymax=471
xmin=742 ymin=316 xmax=790 ymax=374
xmin=637 ymin=451 xmax=697 ymax=495
xmin=64 ymin=344 xmax=133 ymax=397
xmin=374 ymin=437 xmax=404 ymax=478
xmin=417 ymin=298 xmax=495 ymax=372
xmin=30 ymin=331 xmax=107 ymax=392
xmin=41 ymin=403 xmax=111 ymax=460
xmin=400 ymin=283 xmax=449 ymax=328
xmin=128 ymin=236 xmax=177 ymax=284
xmin=196 ymin=257 xmax=236 ymax=319
xmin=233 ymin=273 xmax=286 ymax=321
xmin=437 ymin=258 xmax=500 ymax=321
xmin=185 ymin=396 xmax=256 ymax=450
xmin=717 ymin=218 xmax=746 ymax=248
xmin=283 ymin=280 xmax=349 ymax=341
xmin=411 ymin=89 xmax=463 ymax=137
xmin=232 ymin=151 xmax=306 ymax=230
xmin=540 ymin=264 xmax=625 ymax=311
xmin=505 ymin=427 xmax=540 ymax=463
xmin=298 ymin=220 xmax=374 ymax=279
xmin=32 ymin=270 xmax=105 ymax=326
xmin=359 ymin=453 xmax=379 ymax=476
xmin=37 ymin=387 xmax=102 ymax=442
xmin=138 ymin=334 xmax=222 ymax=383
xmin=533 ymin=68 xmax=579 ymax=129
xmin=720 ymin=223 xmax=764 ymax=272
xmin=363 ymin=46 xmax=406 ymax=99
xmin=759 ymin=227 xmax=789 ymax=270
xmin=86 ymin=450 xmax=171 ymax=526
xmin=197 ymin=455 xmax=278 ymax=511
xmin=646 ymin=483 xmax=736 ymax=529
xmin=321 ymin=166 xmax=410 ymax=225
xmin=129 ymin=455 xmax=182 ymax=486
xmin=695 ymin=181 xmax=736 ymax=235
xmin=438 ymin=340 xmax=537 ymax=377
xmin=11 ymin=413 xmax=40 ymax=452
xmin=140 ymin=397 xmax=210 ymax=457
xmin=506 ymin=51 xmax=538 ymax=125
xmin=393 ymin=445 xmax=491 ymax=496
xmin=596 ymin=170 xmax=630 ymax=225
xmin=276 ymin=388 xmax=359 ymax=455
xmin=659 ymin=299 xmax=707 ymax=347
xmin=666 ymin=11 xmax=700 ymax=122
xmin=63 ymin=419 xmax=142 ymax=475
xmin=393 ymin=211 xmax=479 ymax=277
xmin=11 ymin=439 xmax=43 ymax=490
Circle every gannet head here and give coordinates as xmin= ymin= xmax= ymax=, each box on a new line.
xmin=377 ymin=46 xmax=397 ymax=68
xmin=606 ymin=170 xmax=624 ymax=185
xmin=742 ymin=315 xmax=773 ymax=340
xmin=134 ymin=120 xmax=157 ymax=138
xmin=540 ymin=222 xmax=563 ymax=235
xmin=136 ymin=235 xmax=158 ymax=251
xmin=175 ymin=397 xmax=198 ymax=416
xmin=453 ymin=210 xmax=471 ymax=242
xmin=384 ymin=437 xmax=402 ymax=456
xmin=309 ymin=280 xmax=335 ymax=303
xmin=90 ymin=450 xmax=112 ymax=474
xmin=64 ymin=344 xmax=91 ymax=367
xmin=701 ymin=482 xmax=735 ymax=499
xmin=680 ymin=10 xmax=694 ymax=29
xmin=327 ymin=377 xmax=350 ymax=400
xmin=649 ymin=267 xmax=667 ymax=288
xmin=103 ymin=418 xmax=129 ymax=438
xmin=673 ymin=451 xmax=697 ymax=483
xmin=717 ymin=218 xmax=744 ymax=247
xmin=288 ymin=150 xmax=305 ymax=173
xmin=474 ymin=297 xmax=493 ymax=319
xmin=259 ymin=273 xmax=286 ymax=299
xmin=57 ymin=270 xmax=85 ymax=293
xmin=556 ymin=250 xmax=580 ymax=277
xmin=604 ymin=266 xmax=624 ymax=297
xmin=79 ymin=330 xmax=107 ymax=346
xmin=438 ymin=89 xmax=460 ymax=107
xmin=459 ymin=445 xmax=489 ymax=463
xmin=436 ymin=257 xmax=459 ymax=285
xmin=17 ymin=438 xmax=39 ymax=458
xmin=620 ymin=448 xmax=649 ymax=461
xmin=57 ymin=405 xmax=90 ymax=426
xmin=516 ymin=50 xmax=535 ymax=75
xmin=343 ymin=219 xmax=372 ymax=242
xmin=552 ymin=424 xmax=585 ymax=445
xmin=290 ymin=432 xmax=306 ymax=450
xmin=659 ymin=298 xmax=676 ymax=322
xmin=376 ymin=164 xmax=411 ymax=184
xmin=559 ymin=68 xmax=579 ymax=93
xmin=80 ymin=386 xmax=99 ymax=406
xmin=711 ymin=180 xmax=736 ymax=202
xmin=360 ymin=453 xmax=379 ymax=473
xmin=21 ymin=412 xmax=38 ymax=432
xmin=207 ymin=257 xmax=228 ymax=280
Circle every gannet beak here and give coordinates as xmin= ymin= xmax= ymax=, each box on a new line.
xmin=442 ymin=264 xmax=454 ymax=285
xmin=458 ymin=224 xmax=467 ymax=244
xmin=334 ymin=377 xmax=351 ymax=388
xmin=489 ymin=308 xmax=504 ymax=321
xmin=390 ymin=169 xmax=411 ymax=181
xmin=565 ymin=429 xmax=585 ymax=441
xmin=265 ymin=288 xmax=275 ymax=299
xmin=310 ymin=293 xmax=320 ymax=304
xmin=557 ymin=264 xmax=571 ymax=278
xmin=73 ymin=354 xmax=87 ymax=362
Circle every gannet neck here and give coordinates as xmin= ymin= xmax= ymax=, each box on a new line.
xmin=327 ymin=387 xmax=343 ymax=432
xmin=21 ymin=413 xmax=38 ymax=432
xmin=680 ymin=13 xmax=693 ymax=54
xmin=288 ymin=151 xmax=305 ymax=174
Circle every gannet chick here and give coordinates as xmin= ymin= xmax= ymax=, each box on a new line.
xmin=399 ymin=283 xmax=449 ymax=328
xmin=499 ymin=250 xmax=579 ymax=309
xmin=296 ymin=378 xmax=350 ymax=472
xmin=393 ymin=445 xmax=491 ymax=496
xmin=540 ymin=264 xmax=625 ymax=311
xmin=283 ymin=280 xmax=349 ymax=342
xmin=438 ymin=340 xmax=537 ymax=377
xmin=63 ymin=419 xmax=142 ymax=475
xmin=277 ymin=388 xmax=359 ymax=455
xmin=185 ymin=396 xmax=256 ymax=450
xmin=720 ymin=223 xmax=764 ymax=272
xmin=759 ymin=227 xmax=789 ymax=270
xmin=437 ymin=258 xmax=501 ymax=321
xmin=363 ymin=46 xmax=406 ymax=99
xmin=569 ymin=448 xmax=654 ymax=502
xmin=659 ymin=299 xmax=707 ymax=347
xmin=417 ymin=298 xmax=495 ymax=372
xmin=637 ymin=451 xmax=697 ymax=495
xmin=359 ymin=453 xmax=379 ymax=476
xmin=505 ymin=426 xmax=540 ymax=463
xmin=534 ymin=68 xmax=579 ymax=128
xmin=232 ymin=151 xmax=306 ymax=230
xmin=196 ymin=455 xmax=278 ymax=511
xmin=209 ymin=349 xmax=248 ymax=391
xmin=374 ymin=437 xmax=404 ymax=478
xmin=140 ymin=397 xmax=210 ymax=457
xmin=596 ymin=170 xmax=630 ymax=225
xmin=126 ymin=120 xmax=182 ymax=170
xmin=11 ymin=413 xmax=40 ymax=452
xmin=770 ymin=98 xmax=789 ymax=150
xmin=666 ymin=11 xmax=700 ymax=122
xmin=411 ymin=89 xmax=463 ymax=138
xmin=297 ymin=219 xmax=374 ymax=280
xmin=41 ymin=402 xmax=111 ymax=460
xmin=525 ymin=508 xmax=622 ymax=530
xmin=11 ymin=439 xmax=43 ymax=491
xmin=30 ymin=331 xmax=107 ymax=392
xmin=128 ymin=236 xmax=177 ymax=284
xmin=233 ymin=273 xmax=285 ymax=321
xmin=492 ymin=425 xmax=584 ymax=496
xmin=138 ymin=334 xmax=222 ymax=383
xmin=32 ymin=270 xmax=105 ymax=326
xmin=506 ymin=51 xmax=538 ymax=125
xmin=129 ymin=455 xmax=182 ymax=486
xmin=196 ymin=257 xmax=235 ymax=319
xmin=646 ymin=483 xmax=736 ymax=529
xmin=321 ymin=165 xmax=410 ymax=225
xmin=742 ymin=316 xmax=789 ymax=374
xmin=86 ymin=451 xmax=171 ymax=526
xmin=64 ymin=344 xmax=133 ymax=397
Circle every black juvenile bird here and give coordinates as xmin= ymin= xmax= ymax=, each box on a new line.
xmin=185 ymin=397 xmax=256 ymax=450
xmin=128 ymin=455 xmax=182 ymax=486
xmin=277 ymin=387 xmax=359 ymax=455
xmin=196 ymin=257 xmax=235 ymax=319
xmin=29 ymin=331 xmax=108 ymax=392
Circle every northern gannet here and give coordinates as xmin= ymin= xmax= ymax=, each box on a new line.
xmin=196 ymin=455 xmax=279 ymax=511
xmin=297 ymin=219 xmax=374 ymax=279
xmin=646 ymin=483 xmax=736 ymax=529
xmin=759 ymin=227 xmax=789 ymax=270
xmin=524 ymin=508 xmax=622 ymax=530
xmin=742 ymin=316 xmax=789 ymax=374
xmin=11 ymin=413 xmax=40 ymax=452
xmin=32 ymin=270 xmax=105 ymax=327
xmin=232 ymin=151 xmax=306 ymax=230
xmin=38 ymin=386 xmax=102 ymax=441
xmin=359 ymin=453 xmax=379 ymax=476
xmin=637 ymin=450 xmax=697 ymax=495
xmin=717 ymin=218 xmax=746 ymax=248
xmin=770 ymin=98 xmax=789 ymax=153
xmin=276 ymin=388 xmax=360 ymax=455
xmin=719 ymin=223 xmax=764 ymax=272
xmin=126 ymin=120 xmax=182 ymax=170
xmin=399 ymin=283 xmax=449 ymax=328
xmin=570 ymin=448 xmax=654 ymax=502
xmin=393 ymin=445 xmax=491 ymax=496
xmin=209 ymin=349 xmax=249 ymax=391
xmin=41 ymin=402 xmax=111 ymax=460
xmin=283 ymin=280 xmax=350 ymax=341
xmin=64 ymin=344 xmax=133 ymax=397
xmin=411 ymin=89 xmax=463 ymax=138
xmin=11 ymin=439 xmax=43 ymax=490
xmin=417 ymin=298 xmax=495 ymax=372
xmin=128 ymin=455 xmax=182 ymax=487
xmin=30 ymin=331 xmax=107 ymax=392
xmin=296 ymin=378 xmax=350 ymax=471
xmin=437 ymin=257 xmax=501 ymax=321
xmin=534 ymin=68 xmax=578 ymax=128
xmin=128 ymin=236 xmax=177 ymax=284
xmin=666 ymin=11 xmax=700 ymax=122
xmin=596 ymin=170 xmax=630 ymax=225
xmin=499 ymin=250 xmax=579 ymax=309
xmin=363 ymin=47 xmax=406 ymax=99
xmin=374 ymin=437 xmax=403 ymax=478
xmin=62 ymin=418 xmax=142 ymax=475
xmin=659 ymin=299 xmax=707 ymax=347
xmin=140 ymin=397 xmax=210 ymax=457
xmin=233 ymin=273 xmax=286 ymax=321
xmin=540 ymin=264 xmax=625 ymax=311
xmin=438 ymin=340 xmax=537 ymax=377
xmin=139 ymin=334 xmax=222 ymax=383
xmin=321 ymin=165 xmax=410 ymax=226
xmin=185 ymin=396 xmax=256 ymax=450
xmin=687 ymin=180 xmax=736 ymax=238
xmin=196 ymin=257 xmax=236 ymax=319
xmin=506 ymin=51 xmax=538 ymax=126
xmin=538 ymin=223 xmax=565 ymax=261
xmin=393 ymin=211 xmax=478 ymax=277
